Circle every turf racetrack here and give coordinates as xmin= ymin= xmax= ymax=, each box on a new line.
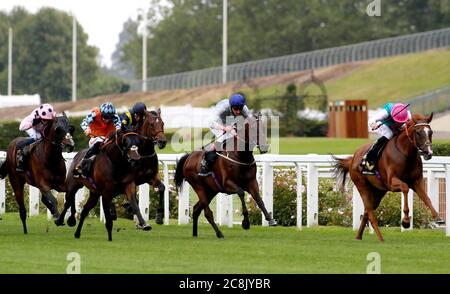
xmin=0 ymin=214 xmax=449 ymax=274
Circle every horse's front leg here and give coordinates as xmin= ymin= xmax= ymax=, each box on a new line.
xmin=150 ymin=175 xmax=165 ymax=225
xmin=126 ymin=183 xmax=151 ymax=231
xmin=389 ymin=177 xmax=412 ymax=228
xmin=40 ymin=187 xmax=60 ymax=219
xmin=245 ymin=179 xmax=277 ymax=226
xmin=225 ymin=180 xmax=249 ymax=230
xmin=412 ymin=179 xmax=442 ymax=222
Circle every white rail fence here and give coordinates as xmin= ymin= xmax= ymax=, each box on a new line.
xmin=1 ymin=152 xmax=449 ymax=236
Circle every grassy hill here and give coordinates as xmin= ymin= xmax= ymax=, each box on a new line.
xmin=251 ymin=48 xmax=450 ymax=108
xmin=0 ymin=48 xmax=448 ymax=122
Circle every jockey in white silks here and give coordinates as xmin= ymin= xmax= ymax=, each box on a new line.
xmin=199 ymin=93 xmax=251 ymax=176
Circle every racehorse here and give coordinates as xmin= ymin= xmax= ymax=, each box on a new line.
xmin=57 ymin=129 xmax=146 ymax=241
xmin=333 ymin=113 xmax=442 ymax=241
xmin=131 ymin=109 xmax=167 ymax=224
xmin=102 ymin=109 xmax=167 ymax=224
xmin=174 ymin=113 xmax=277 ymax=238
xmin=0 ymin=114 xmax=75 ymax=233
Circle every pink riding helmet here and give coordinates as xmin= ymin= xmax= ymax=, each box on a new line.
xmin=37 ymin=103 xmax=56 ymax=120
xmin=391 ymin=103 xmax=409 ymax=123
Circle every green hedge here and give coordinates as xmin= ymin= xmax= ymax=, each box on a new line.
xmin=432 ymin=143 xmax=450 ymax=156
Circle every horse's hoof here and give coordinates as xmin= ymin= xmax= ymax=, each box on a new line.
xmin=435 ymin=218 xmax=445 ymax=225
xmin=401 ymin=221 xmax=411 ymax=229
xmin=67 ymin=216 xmax=76 ymax=227
xmin=136 ymin=223 xmax=152 ymax=231
xmin=242 ymin=219 xmax=250 ymax=230
xmin=74 ymin=233 xmax=80 ymax=239
xmin=155 ymin=213 xmax=163 ymax=225
xmin=54 ymin=219 xmax=65 ymax=227
xmin=268 ymin=219 xmax=278 ymax=226
xmin=216 ymin=232 xmax=224 ymax=239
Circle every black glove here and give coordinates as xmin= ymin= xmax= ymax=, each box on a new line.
xmin=32 ymin=118 xmax=41 ymax=126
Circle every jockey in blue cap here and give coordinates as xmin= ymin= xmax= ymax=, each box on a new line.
xmin=199 ymin=93 xmax=250 ymax=176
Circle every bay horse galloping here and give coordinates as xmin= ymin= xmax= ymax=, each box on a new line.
xmin=57 ymin=129 xmax=146 ymax=241
xmin=174 ymin=114 xmax=277 ymax=238
xmin=0 ymin=114 xmax=75 ymax=233
xmin=132 ymin=109 xmax=167 ymax=225
xmin=333 ymin=113 xmax=442 ymax=241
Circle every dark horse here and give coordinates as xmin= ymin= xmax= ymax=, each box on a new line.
xmin=333 ymin=113 xmax=442 ymax=241
xmin=0 ymin=114 xmax=75 ymax=233
xmin=57 ymin=129 xmax=147 ymax=241
xmin=174 ymin=114 xmax=277 ymax=238
xmin=129 ymin=109 xmax=167 ymax=224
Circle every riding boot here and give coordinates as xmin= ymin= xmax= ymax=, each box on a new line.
xmin=361 ymin=136 xmax=389 ymax=172
xmin=15 ymin=138 xmax=35 ymax=172
xmin=74 ymin=142 xmax=101 ymax=177
xmin=198 ymin=150 xmax=218 ymax=177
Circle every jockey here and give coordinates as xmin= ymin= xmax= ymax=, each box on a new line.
xmin=74 ymin=102 xmax=121 ymax=177
xmin=16 ymin=103 xmax=56 ymax=171
xmin=198 ymin=93 xmax=250 ymax=176
xmin=361 ymin=102 xmax=411 ymax=174
xmin=120 ymin=102 xmax=147 ymax=128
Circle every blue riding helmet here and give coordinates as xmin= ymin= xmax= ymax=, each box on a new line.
xmin=100 ymin=102 xmax=116 ymax=119
xmin=229 ymin=93 xmax=246 ymax=108
xmin=132 ymin=102 xmax=147 ymax=115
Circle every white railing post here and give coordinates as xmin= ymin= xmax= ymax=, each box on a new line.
xmin=178 ymin=181 xmax=190 ymax=225
xmin=446 ymin=164 xmax=450 ymax=237
xmin=99 ymin=196 xmax=105 ymax=223
xmin=296 ymin=163 xmax=303 ymax=230
xmin=29 ymin=185 xmax=40 ymax=216
xmin=75 ymin=187 xmax=85 ymax=214
xmin=401 ymin=189 xmax=414 ymax=232
xmin=0 ymin=178 xmax=5 ymax=217
xmin=217 ymin=193 xmax=233 ymax=228
xmin=262 ymin=161 xmax=273 ymax=226
xmin=47 ymin=207 xmax=52 ymax=221
xmin=427 ymin=170 xmax=439 ymax=213
xmin=307 ymin=162 xmax=318 ymax=227
xmin=352 ymin=185 xmax=364 ymax=230
xmin=138 ymin=184 xmax=150 ymax=222
xmin=163 ymin=162 xmax=170 ymax=225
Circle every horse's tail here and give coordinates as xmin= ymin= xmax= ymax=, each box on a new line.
xmin=174 ymin=153 xmax=190 ymax=191
xmin=0 ymin=159 xmax=7 ymax=179
xmin=332 ymin=155 xmax=352 ymax=192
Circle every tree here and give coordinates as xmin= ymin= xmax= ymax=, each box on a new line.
xmin=0 ymin=7 xmax=124 ymax=101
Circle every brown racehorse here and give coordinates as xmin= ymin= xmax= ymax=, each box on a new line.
xmin=0 ymin=114 xmax=75 ymax=234
xmin=174 ymin=114 xmax=277 ymax=238
xmin=131 ymin=109 xmax=167 ymax=224
xmin=333 ymin=113 xmax=442 ymax=241
xmin=103 ymin=109 xmax=167 ymax=224
xmin=57 ymin=129 xmax=146 ymax=241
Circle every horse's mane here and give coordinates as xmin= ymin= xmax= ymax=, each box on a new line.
xmin=405 ymin=113 xmax=428 ymax=128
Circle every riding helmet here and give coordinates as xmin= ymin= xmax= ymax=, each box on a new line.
xmin=100 ymin=102 xmax=116 ymax=119
xmin=229 ymin=93 xmax=246 ymax=108
xmin=37 ymin=103 xmax=55 ymax=120
xmin=132 ymin=102 xmax=147 ymax=115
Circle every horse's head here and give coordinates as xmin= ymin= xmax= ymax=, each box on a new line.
xmin=410 ymin=113 xmax=434 ymax=160
xmin=140 ymin=108 xmax=167 ymax=149
xmin=46 ymin=113 xmax=75 ymax=152
xmin=117 ymin=130 xmax=142 ymax=162
xmin=236 ymin=113 xmax=269 ymax=154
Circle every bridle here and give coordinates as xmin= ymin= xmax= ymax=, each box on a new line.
xmin=404 ymin=121 xmax=432 ymax=155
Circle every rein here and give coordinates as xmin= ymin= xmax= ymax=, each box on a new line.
xmin=216 ymin=151 xmax=256 ymax=166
